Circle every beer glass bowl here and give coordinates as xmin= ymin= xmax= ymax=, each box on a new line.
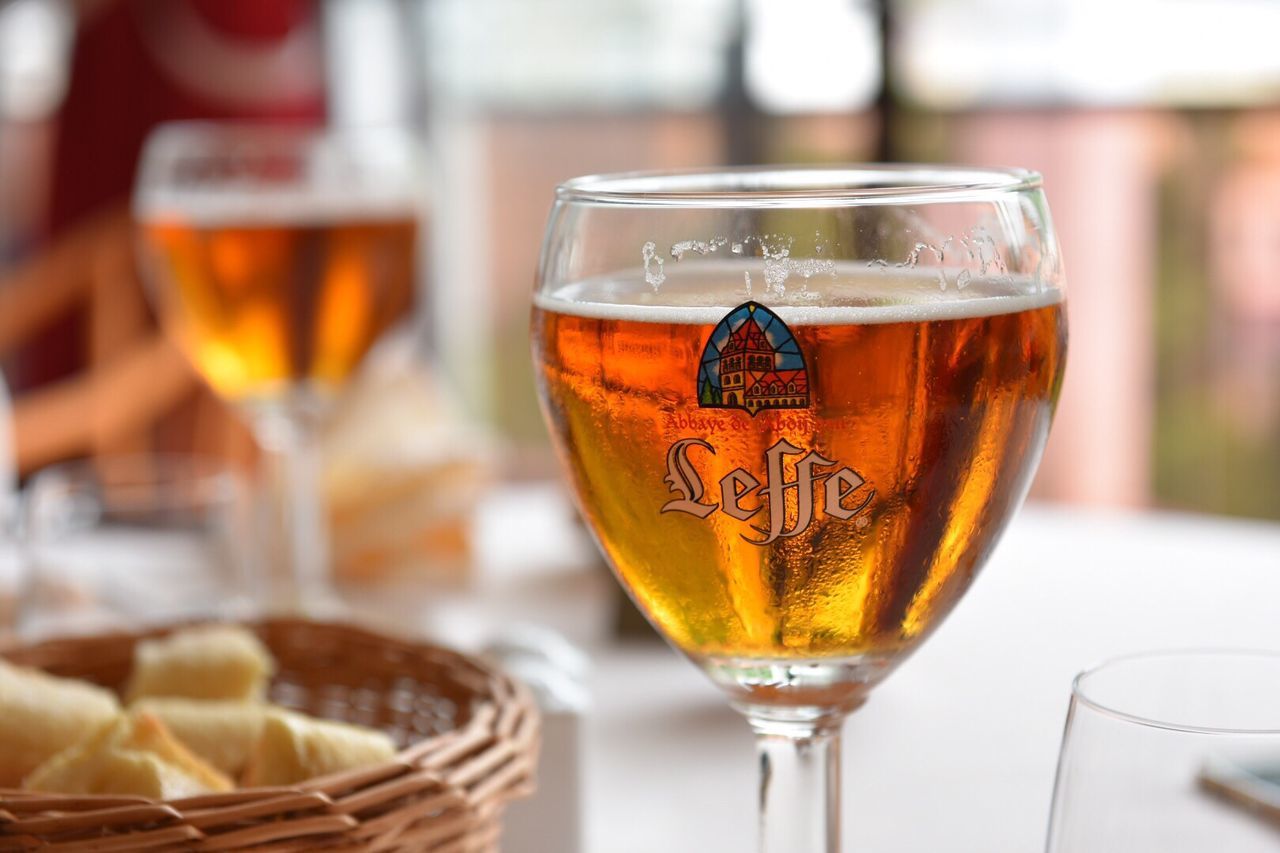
xmin=530 ymin=165 xmax=1067 ymax=852
xmin=133 ymin=123 xmax=420 ymax=612
xmin=1047 ymin=651 xmax=1280 ymax=853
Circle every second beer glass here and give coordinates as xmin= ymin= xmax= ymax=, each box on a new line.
xmin=134 ymin=124 xmax=420 ymax=611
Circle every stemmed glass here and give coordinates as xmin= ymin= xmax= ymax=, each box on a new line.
xmin=133 ymin=123 xmax=420 ymax=612
xmin=530 ymin=165 xmax=1068 ymax=851
xmin=21 ymin=454 xmax=254 ymax=639
xmin=1047 ymin=651 xmax=1280 ymax=853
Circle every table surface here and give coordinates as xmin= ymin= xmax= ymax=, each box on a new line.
xmin=13 ymin=485 xmax=1280 ymax=852
xmin=442 ymin=488 xmax=1280 ymax=853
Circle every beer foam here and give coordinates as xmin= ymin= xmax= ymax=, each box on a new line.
xmin=134 ymin=187 xmax=420 ymax=226
xmin=535 ymin=265 xmax=1064 ymax=326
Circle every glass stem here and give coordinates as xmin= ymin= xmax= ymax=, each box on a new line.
xmin=749 ymin=715 xmax=842 ymax=853
xmin=252 ymin=408 xmax=333 ymax=615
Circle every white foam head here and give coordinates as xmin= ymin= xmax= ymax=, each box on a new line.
xmin=536 ymin=262 xmax=1063 ymax=326
xmin=136 ymin=186 xmax=420 ymax=226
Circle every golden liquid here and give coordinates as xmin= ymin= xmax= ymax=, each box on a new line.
xmin=533 ymin=275 xmax=1066 ymax=662
xmin=140 ymin=216 xmax=416 ymax=402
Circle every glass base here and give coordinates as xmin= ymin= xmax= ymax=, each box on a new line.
xmin=703 ymin=653 xmax=900 ymax=853
xmin=702 ymin=652 xmax=901 ymax=722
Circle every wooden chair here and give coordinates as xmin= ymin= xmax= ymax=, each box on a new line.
xmin=0 ymin=206 xmax=254 ymax=476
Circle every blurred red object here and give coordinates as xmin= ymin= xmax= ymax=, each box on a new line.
xmin=4 ymin=0 xmax=327 ymax=471
xmin=50 ymin=0 xmax=325 ymax=231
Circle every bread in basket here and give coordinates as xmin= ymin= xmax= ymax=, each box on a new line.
xmin=0 ymin=619 xmax=539 ymax=851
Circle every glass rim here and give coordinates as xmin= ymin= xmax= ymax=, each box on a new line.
xmin=555 ymin=163 xmax=1043 ymax=207
xmin=1072 ymin=648 xmax=1280 ymax=736
xmin=132 ymin=120 xmax=423 ymax=222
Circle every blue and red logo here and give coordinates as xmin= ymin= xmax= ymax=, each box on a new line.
xmin=697 ymin=302 xmax=809 ymax=415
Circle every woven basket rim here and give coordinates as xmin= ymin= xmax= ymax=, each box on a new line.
xmin=0 ymin=618 xmax=541 ymax=852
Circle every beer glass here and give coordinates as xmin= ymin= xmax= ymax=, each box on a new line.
xmin=22 ymin=454 xmax=254 ymax=639
xmin=530 ymin=166 xmax=1067 ymax=852
xmin=1047 ymin=651 xmax=1280 ymax=853
xmin=134 ymin=124 xmax=419 ymax=612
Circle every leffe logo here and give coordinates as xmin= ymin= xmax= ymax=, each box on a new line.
xmin=662 ymin=302 xmax=872 ymax=544
xmin=696 ymin=301 xmax=809 ymax=415
xmin=661 ymin=437 xmax=874 ymax=545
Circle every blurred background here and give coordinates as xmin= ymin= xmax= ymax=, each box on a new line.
xmin=1 ymin=0 xmax=1278 ymax=545
xmin=4 ymin=7 xmax=1277 ymax=848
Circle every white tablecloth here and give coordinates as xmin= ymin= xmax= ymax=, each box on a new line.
xmin=573 ymin=503 xmax=1280 ymax=853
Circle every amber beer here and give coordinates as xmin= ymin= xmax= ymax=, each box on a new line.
xmin=533 ymin=272 xmax=1066 ymax=662
xmin=139 ymin=208 xmax=416 ymax=403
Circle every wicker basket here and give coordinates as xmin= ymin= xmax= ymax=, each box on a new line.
xmin=0 ymin=619 xmax=540 ymax=852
